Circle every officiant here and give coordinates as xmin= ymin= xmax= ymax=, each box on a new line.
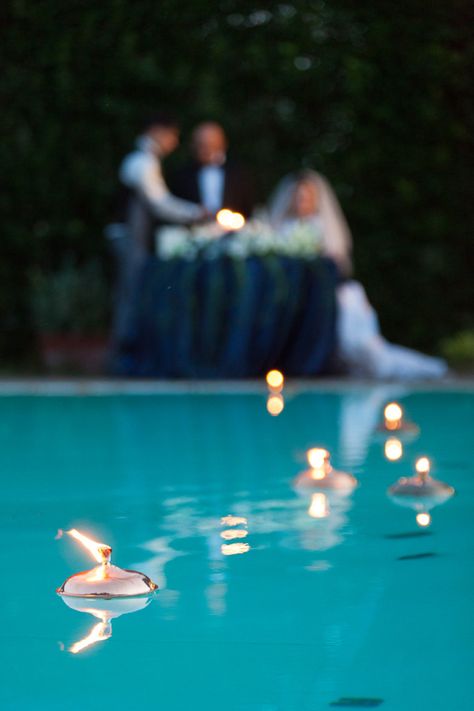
xmin=170 ymin=121 xmax=255 ymax=218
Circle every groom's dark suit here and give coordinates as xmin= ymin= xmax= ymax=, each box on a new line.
xmin=170 ymin=159 xmax=255 ymax=218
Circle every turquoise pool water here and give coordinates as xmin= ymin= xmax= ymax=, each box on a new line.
xmin=0 ymin=386 xmax=472 ymax=710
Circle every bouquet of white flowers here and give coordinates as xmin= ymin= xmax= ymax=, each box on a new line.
xmin=156 ymin=215 xmax=324 ymax=261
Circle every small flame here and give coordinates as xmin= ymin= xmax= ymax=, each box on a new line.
xmin=216 ymin=209 xmax=245 ymax=231
xmin=385 ymin=438 xmax=403 ymax=461
xmin=308 ymin=493 xmax=329 ymax=519
xmin=307 ymin=447 xmax=330 ymax=470
xmin=69 ymin=621 xmax=112 ymax=655
xmin=267 ymin=393 xmax=284 ymax=416
xmin=266 ymin=369 xmax=284 ymax=391
xmin=415 ymin=457 xmax=431 ymax=476
xmin=66 ymin=529 xmax=112 ymax=564
xmin=416 ymin=512 xmax=431 ymax=528
xmin=384 ymin=402 xmax=403 ymax=429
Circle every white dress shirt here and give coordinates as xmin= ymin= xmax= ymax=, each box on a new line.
xmin=197 ymin=164 xmax=225 ymax=213
xmin=119 ymin=136 xmax=203 ymax=223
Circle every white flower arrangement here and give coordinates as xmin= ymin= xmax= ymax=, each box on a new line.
xmin=156 ymin=216 xmax=324 ymax=261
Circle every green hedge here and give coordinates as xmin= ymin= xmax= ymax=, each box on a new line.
xmin=2 ymin=0 xmax=473 ymax=361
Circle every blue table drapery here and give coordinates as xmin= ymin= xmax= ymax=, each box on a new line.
xmin=124 ymin=254 xmax=338 ymax=377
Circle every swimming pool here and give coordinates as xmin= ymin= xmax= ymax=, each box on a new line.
xmin=1 ymin=384 xmax=472 ymax=710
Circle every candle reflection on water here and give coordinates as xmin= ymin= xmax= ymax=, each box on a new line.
xmin=60 ymin=596 xmax=152 ymax=655
xmin=220 ymin=542 xmax=251 ymax=556
xmin=416 ymin=512 xmax=431 ymax=527
xmin=220 ymin=528 xmax=248 ymax=540
xmin=267 ymin=393 xmax=285 ymax=416
xmin=308 ymin=492 xmax=330 ymax=519
xmin=384 ymin=437 xmax=403 ymax=461
xmin=220 ymin=513 xmax=250 ymax=556
xmin=69 ymin=621 xmax=112 ymax=655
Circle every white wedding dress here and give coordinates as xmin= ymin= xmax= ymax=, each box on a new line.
xmin=269 ymin=172 xmax=448 ymax=380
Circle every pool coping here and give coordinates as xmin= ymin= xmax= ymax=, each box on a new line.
xmin=0 ymin=377 xmax=472 ymax=395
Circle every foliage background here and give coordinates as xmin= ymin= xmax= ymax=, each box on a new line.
xmin=1 ymin=0 xmax=473 ymax=363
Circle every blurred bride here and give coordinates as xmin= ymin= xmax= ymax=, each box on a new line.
xmin=268 ymin=170 xmax=447 ymax=379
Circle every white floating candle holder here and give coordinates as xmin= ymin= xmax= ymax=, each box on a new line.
xmin=57 ymin=529 xmax=157 ymax=599
xmin=376 ymin=402 xmax=419 ymax=441
xmin=387 ymin=456 xmax=455 ymax=526
xmin=294 ymin=448 xmax=358 ymax=494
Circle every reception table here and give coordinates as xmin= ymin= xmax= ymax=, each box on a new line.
xmin=124 ymin=253 xmax=338 ymax=378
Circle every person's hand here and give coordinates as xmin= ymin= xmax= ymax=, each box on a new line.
xmin=195 ymin=208 xmax=215 ymax=224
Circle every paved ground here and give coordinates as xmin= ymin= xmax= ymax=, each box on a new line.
xmin=0 ymin=376 xmax=471 ymax=395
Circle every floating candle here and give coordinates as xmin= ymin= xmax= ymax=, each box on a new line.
xmin=57 ymin=529 xmax=157 ymax=598
xmin=387 ymin=456 xmax=455 ymax=526
xmin=294 ymin=448 xmax=358 ymax=493
xmin=377 ymin=402 xmax=419 ymax=439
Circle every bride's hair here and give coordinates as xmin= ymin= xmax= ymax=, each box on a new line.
xmin=268 ymin=169 xmax=353 ymax=275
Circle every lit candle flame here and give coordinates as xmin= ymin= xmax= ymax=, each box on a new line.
xmin=216 ymin=209 xmax=245 ymax=231
xmin=416 ymin=512 xmax=431 ymax=527
xmin=307 ymin=447 xmax=330 ymax=471
xmin=384 ymin=438 xmax=403 ymax=461
xmin=69 ymin=621 xmax=112 ymax=654
xmin=66 ymin=529 xmax=112 ymax=564
xmin=267 ymin=393 xmax=284 ymax=416
xmin=415 ymin=456 xmax=431 ymax=477
xmin=384 ymin=402 xmax=403 ymax=430
xmin=308 ymin=493 xmax=330 ymax=519
xmin=265 ymin=369 xmax=284 ymax=391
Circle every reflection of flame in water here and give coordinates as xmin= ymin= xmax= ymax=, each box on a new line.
xmin=220 ymin=529 xmax=248 ymax=540
xmin=221 ymin=542 xmax=250 ymax=556
xmin=69 ymin=621 xmax=112 ymax=654
xmin=385 ymin=438 xmax=403 ymax=461
xmin=221 ymin=515 xmax=247 ymax=527
xmin=60 ymin=596 xmax=152 ymax=655
xmin=267 ymin=393 xmax=284 ymax=416
xmin=416 ymin=512 xmax=431 ymax=527
xmin=308 ymin=493 xmax=330 ymax=519
xmin=65 ymin=528 xmax=112 ymax=564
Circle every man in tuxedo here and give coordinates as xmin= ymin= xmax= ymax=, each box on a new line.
xmin=170 ymin=122 xmax=255 ymax=218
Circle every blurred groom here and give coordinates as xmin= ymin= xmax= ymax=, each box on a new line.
xmin=170 ymin=121 xmax=255 ymax=218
